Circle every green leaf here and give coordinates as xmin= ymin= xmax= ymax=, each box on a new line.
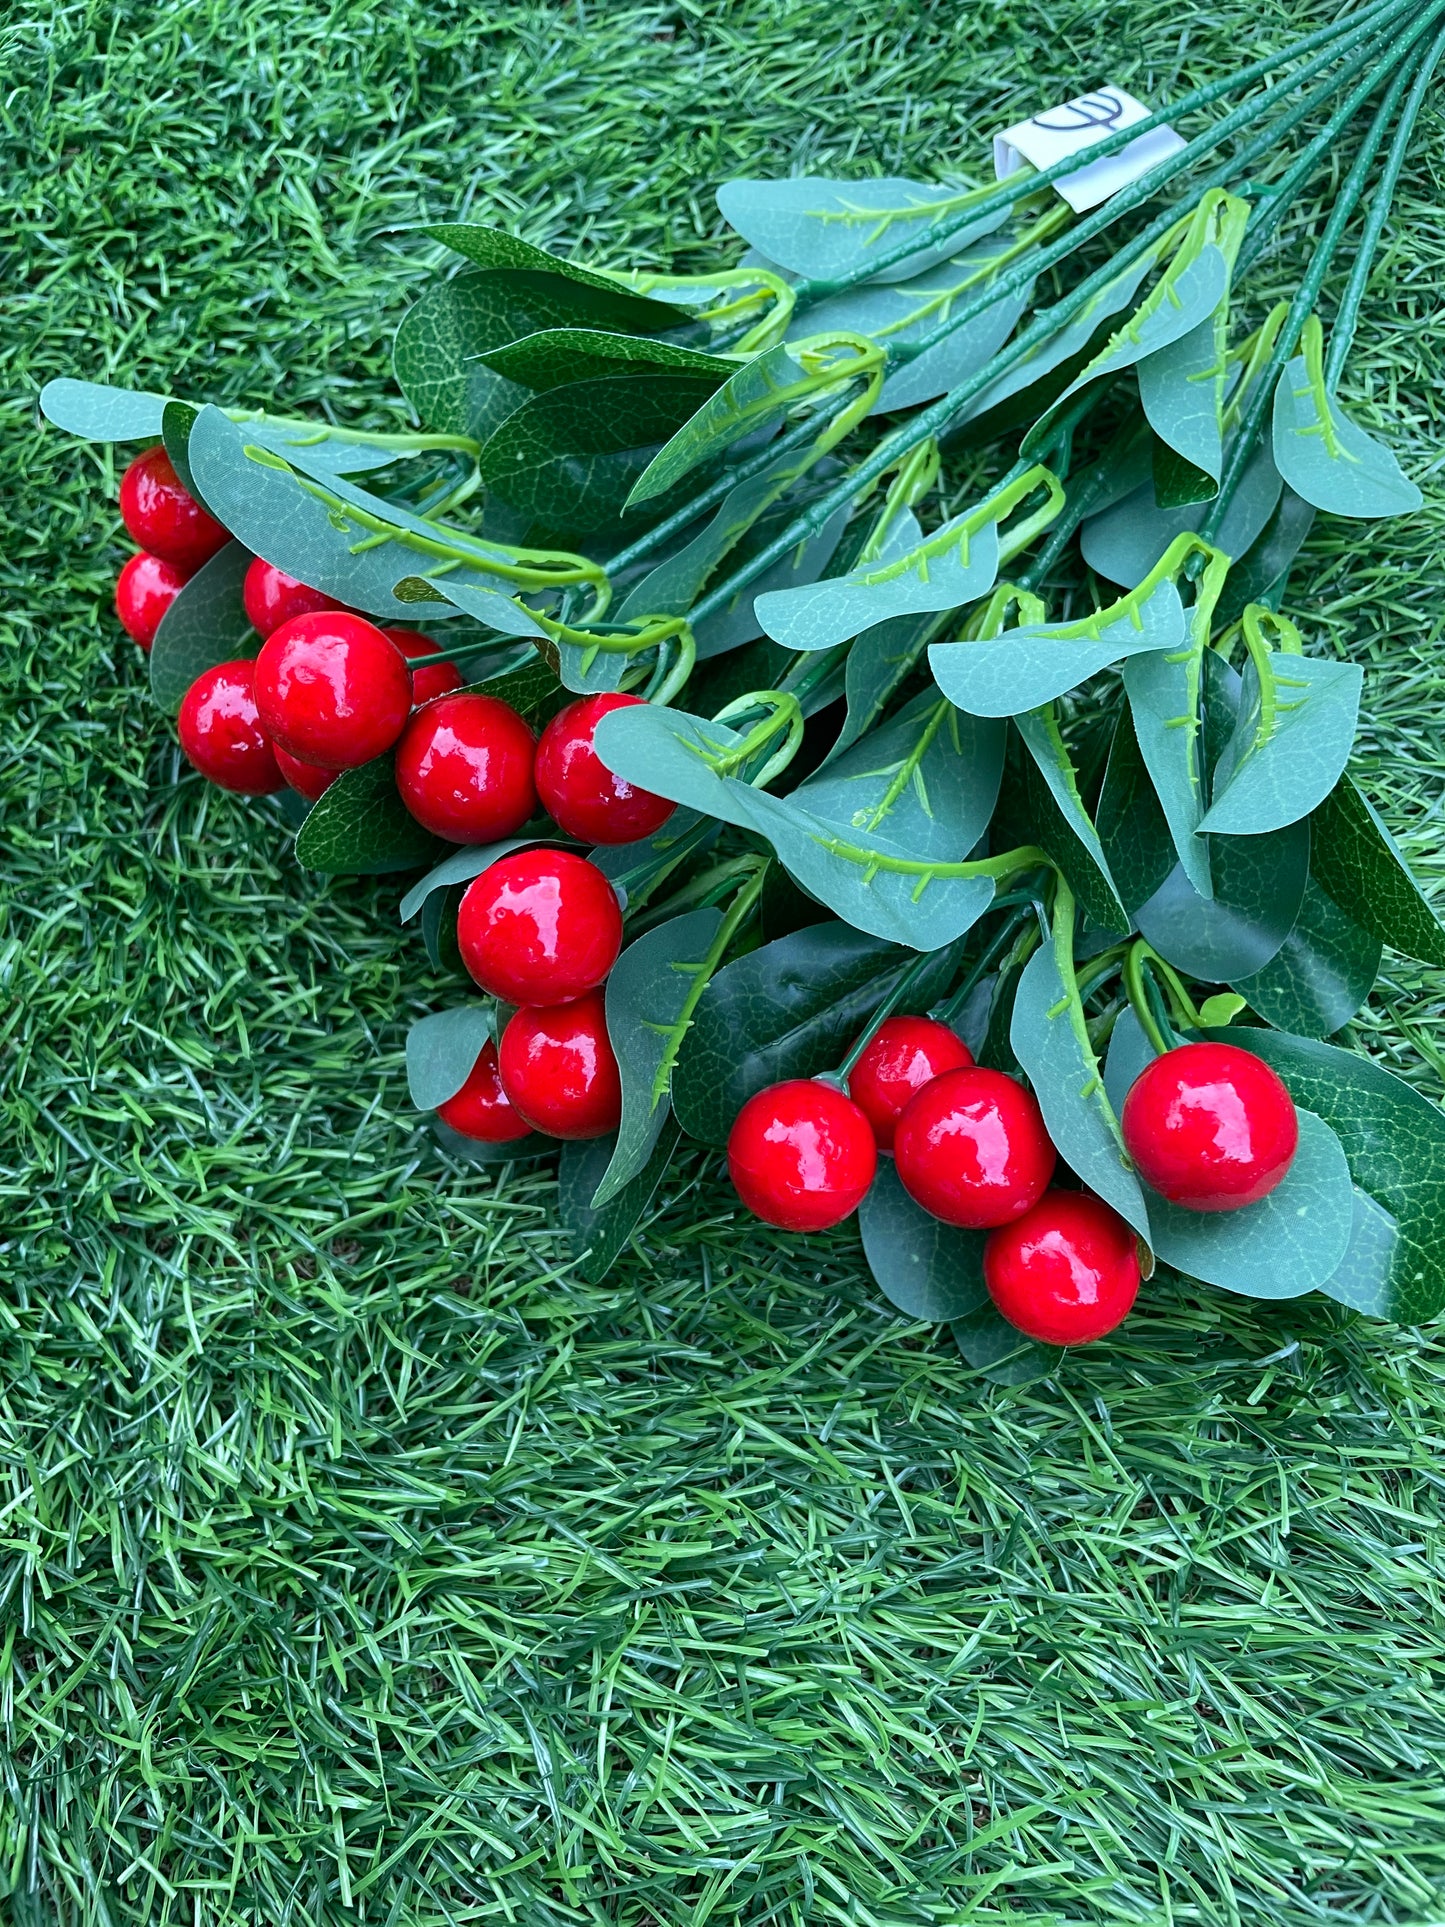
xmin=1136 ymin=822 xmax=1309 ymax=980
xmin=693 ymin=503 xmax=851 ymax=661
xmin=420 ymin=223 xmax=691 ymax=329
xmin=406 ymin=1005 xmax=497 ymax=1111
xmin=858 ymin=1160 xmax=989 ymax=1321
xmin=1231 ymin=877 xmax=1380 ymax=1037
xmin=1209 ymin=1026 xmax=1445 ymax=1322
xmin=593 ymin=701 xmax=1001 ymax=950
xmin=1009 ymin=930 xmax=1152 ymax=1242
xmin=860 ymin=265 xmax=1031 ymax=414
xmin=627 ymin=345 xmax=817 ymax=507
xmin=558 ymin=1120 xmax=681 ymax=1283
xmin=951 ymin=1304 xmax=1063 ymax=1384
xmin=477 ymin=372 xmax=717 ymax=531
xmin=1201 ymin=654 xmax=1362 ymax=836
xmin=756 ymin=506 xmax=1001 ymax=653
xmin=1144 ymin=1108 xmax=1354 ymax=1299
xmin=162 ymin=399 xmax=203 ymax=500
xmin=188 ymin=407 xmax=538 ymax=631
xmin=930 ymin=566 xmax=1186 ymax=716
xmin=1213 ymin=487 xmax=1315 ymax=627
xmin=1082 ymin=439 xmax=1281 ymax=590
xmin=432 ymin=1115 xmax=545 ymax=1166
xmin=672 ymin=923 xmax=957 ymax=1145
xmin=398 ymin=835 xmax=555 ymax=923
xmin=393 ymin=270 xmax=533 ymax=441
xmin=1272 ymin=329 xmax=1422 ymax=519
xmin=149 ymin=541 xmax=255 ymax=714
xmin=1318 ymin=1189 xmax=1402 ymax=1319
xmin=460 ymin=651 xmax=567 ymax=725
xmin=1309 ymin=776 xmax=1445 ymax=967
xmin=617 ymin=444 xmax=805 ymax=622
xmin=716 ymin=176 xmax=1010 ymax=284
xmin=592 ymin=909 xmax=723 ymax=1209
xmin=1121 ymin=589 xmax=1224 ymax=900
xmin=828 ymin=612 xmax=940 ymax=761
xmin=587 ymin=811 xmax=717 ymax=912
xmin=40 ymin=376 xmax=172 ymax=440
xmin=1138 ymin=312 xmax=1225 ymax=494
xmin=1096 ymin=707 xmax=1178 ymax=918
xmin=480 ymin=327 xmax=731 ymax=391
xmin=294 ymin=754 xmax=442 ymax=876
xmin=1013 ymin=709 xmax=1128 ymax=935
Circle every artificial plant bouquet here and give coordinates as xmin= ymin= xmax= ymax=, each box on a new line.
xmin=43 ymin=0 xmax=1445 ymax=1381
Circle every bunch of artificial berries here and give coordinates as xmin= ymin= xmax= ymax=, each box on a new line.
xmin=115 ymin=449 xmax=1304 ymax=1350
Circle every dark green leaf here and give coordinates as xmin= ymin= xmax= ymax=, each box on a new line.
xmin=421 ymin=224 xmax=689 ymax=330
xmin=162 ymin=400 xmax=202 ymax=500
xmin=406 ymin=1005 xmax=497 ymax=1111
xmin=1012 ymin=711 xmax=1129 ymax=936
xmin=594 ymin=909 xmax=724 ymax=1209
xmin=558 ymin=1120 xmax=681 ymax=1283
xmin=1213 ymin=487 xmax=1315 ymax=625
xmin=480 ymin=327 xmax=731 ymax=392
xmin=1210 ymin=1026 xmax=1445 ymax=1323
xmin=1231 ymin=878 xmax=1380 ymax=1037
xmin=858 ymin=1160 xmax=989 ymax=1321
xmin=627 ymin=345 xmax=814 ymax=507
xmin=462 ymin=650 xmax=567 ymax=725
xmin=1096 ymin=707 xmax=1177 ymax=918
xmin=432 ymin=1115 xmax=546 ymax=1166
xmin=294 ymin=754 xmax=443 ymax=876
xmin=827 ymin=612 xmax=940 ymax=761
xmin=1202 ymin=654 xmax=1362 ymax=836
xmin=398 ymin=833 xmax=562 ymax=922
xmin=40 ymin=376 xmax=171 ymax=440
xmin=421 ymin=885 xmax=463 ymax=973
xmin=477 ymin=372 xmax=717 ymax=530
xmin=717 ymin=175 xmax=1010 ymax=284
xmin=392 ymin=270 xmax=532 ymax=440
xmin=149 ymin=540 xmax=255 ymax=714
xmin=588 ymin=810 xmax=717 ymax=913
xmin=951 ymin=1304 xmax=1062 ymax=1384
xmin=1136 ymin=821 xmax=1309 ymax=980
xmin=673 ymin=923 xmax=955 ymax=1145
xmin=1309 ymin=776 xmax=1445 ymax=967
xmin=1082 ymin=439 xmax=1281 ymax=590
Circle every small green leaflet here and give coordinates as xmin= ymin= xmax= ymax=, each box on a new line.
xmin=1271 ymin=318 xmax=1422 ymax=519
xmin=406 ymin=1006 xmax=497 ymax=1111
xmin=40 ymin=377 xmax=171 ymax=440
xmin=1309 ymin=776 xmax=1445 ymax=967
xmin=930 ymin=568 xmax=1186 ymax=717
xmin=1009 ymin=925 xmax=1152 ymax=1243
xmin=478 ymin=327 xmax=732 ymax=391
xmin=1081 ymin=439 xmax=1282 ymax=590
xmin=756 ymin=511 xmax=1001 ymax=653
xmin=419 ymin=223 xmax=690 ymax=329
xmin=1138 ymin=312 xmax=1225 ymax=494
xmin=627 ymin=345 xmax=814 ymax=507
xmin=1213 ymin=488 xmax=1315 ymax=626
xmin=398 ymin=835 xmax=556 ymax=923
xmin=1231 ymin=877 xmax=1380 ymax=1038
xmin=149 ymin=541 xmax=255 ymax=715
xmin=1202 ymin=652 xmax=1362 ymax=836
xmin=1121 ymin=574 xmax=1222 ymax=901
xmin=1095 ymin=706 xmax=1178 ymax=918
xmin=1013 ymin=707 xmax=1128 ymax=934
xmin=715 ymin=176 xmax=1011 ymax=284
xmin=558 ymin=1121 xmax=682 ymax=1284
xmin=293 ymin=754 xmax=442 ymax=876
xmin=858 ymin=1161 xmax=990 ymax=1321
xmin=593 ymin=909 xmax=723 ymax=1210
xmin=1209 ymin=1027 xmax=1445 ymax=1324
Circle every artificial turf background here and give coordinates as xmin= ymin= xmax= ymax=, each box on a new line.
xmin=4 ymin=1 xmax=1445 ymax=1921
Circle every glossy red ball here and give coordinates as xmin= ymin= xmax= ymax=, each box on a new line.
xmin=1121 ymin=1041 xmax=1299 ymax=1212
xmin=115 ymin=551 xmax=190 ymax=650
xmin=176 ymin=659 xmax=285 ymax=795
xmin=457 ymin=849 xmax=622 ymax=1006
xmin=394 ymin=692 xmax=537 ymax=843
xmin=242 ymin=557 xmax=347 ymax=640
xmin=272 ymin=745 xmax=338 ymax=802
xmin=848 ymin=1016 xmax=974 ymax=1152
xmin=894 ymin=1066 xmax=1056 ymax=1229
xmin=498 ymin=992 xmax=621 ymax=1140
xmin=984 ymin=1190 xmax=1140 ymax=1345
xmin=727 ymin=1079 xmax=878 ymax=1232
xmin=253 ymin=611 xmax=412 ymax=769
xmin=535 ymin=692 xmax=677 ymax=845
xmin=118 ymin=445 xmax=229 ymax=572
xmin=436 ymin=1040 xmax=532 ymax=1143
xmin=386 ymin=629 xmax=463 ymax=708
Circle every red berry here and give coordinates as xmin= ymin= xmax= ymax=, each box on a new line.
xmin=535 ymin=692 xmax=677 ymax=845
xmin=498 ymin=992 xmax=621 ymax=1140
xmin=176 ymin=659 xmax=285 ymax=795
xmin=457 ymin=849 xmax=621 ymax=1005
xmin=893 ymin=1066 xmax=1055 ymax=1229
xmin=436 ymin=1040 xmax=532 ymax=1143
xmin=386 ymin=629 xmax=463 ymax=707
xmin=1121 ymin=1041 xmax=1299 ymax=1212
xmin=984 ymin=1190 xmax=1140 ymax=1345
xmin=118 ymin=445 xmax=229 ymax=572
xmin=394 ymin=692 xmax=537 ymax=843
xmin=242 ymin=557 xmax=348 ymax=640
xmin=727 ymin=1079 xmax=877 ymax=1232
xmin=115 ymin=551 xmax=190 ymax=650
xmin=272 ymin=745 xmax=338 ymax=801
xmin=848 ymin=1015 xmax=975 ymax=1152
xmin=253 ymin=611 xmax=412 ymax=769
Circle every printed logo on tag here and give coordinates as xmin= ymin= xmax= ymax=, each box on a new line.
xmin=994 ymin=86 xmax=1186 ymax=214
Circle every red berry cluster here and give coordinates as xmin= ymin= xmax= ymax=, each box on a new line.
xmin=726 ymin=1020 xmax=1299 ymax=1349
xmin=113 ymin=445 xmax=230 ymax=649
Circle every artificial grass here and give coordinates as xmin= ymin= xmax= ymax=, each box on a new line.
xmin=4 ymin=1 xmax=1445 ymax=1920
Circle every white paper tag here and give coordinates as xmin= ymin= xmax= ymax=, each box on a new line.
xmin=993 ymin=86 xmax=1186 ymax=214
